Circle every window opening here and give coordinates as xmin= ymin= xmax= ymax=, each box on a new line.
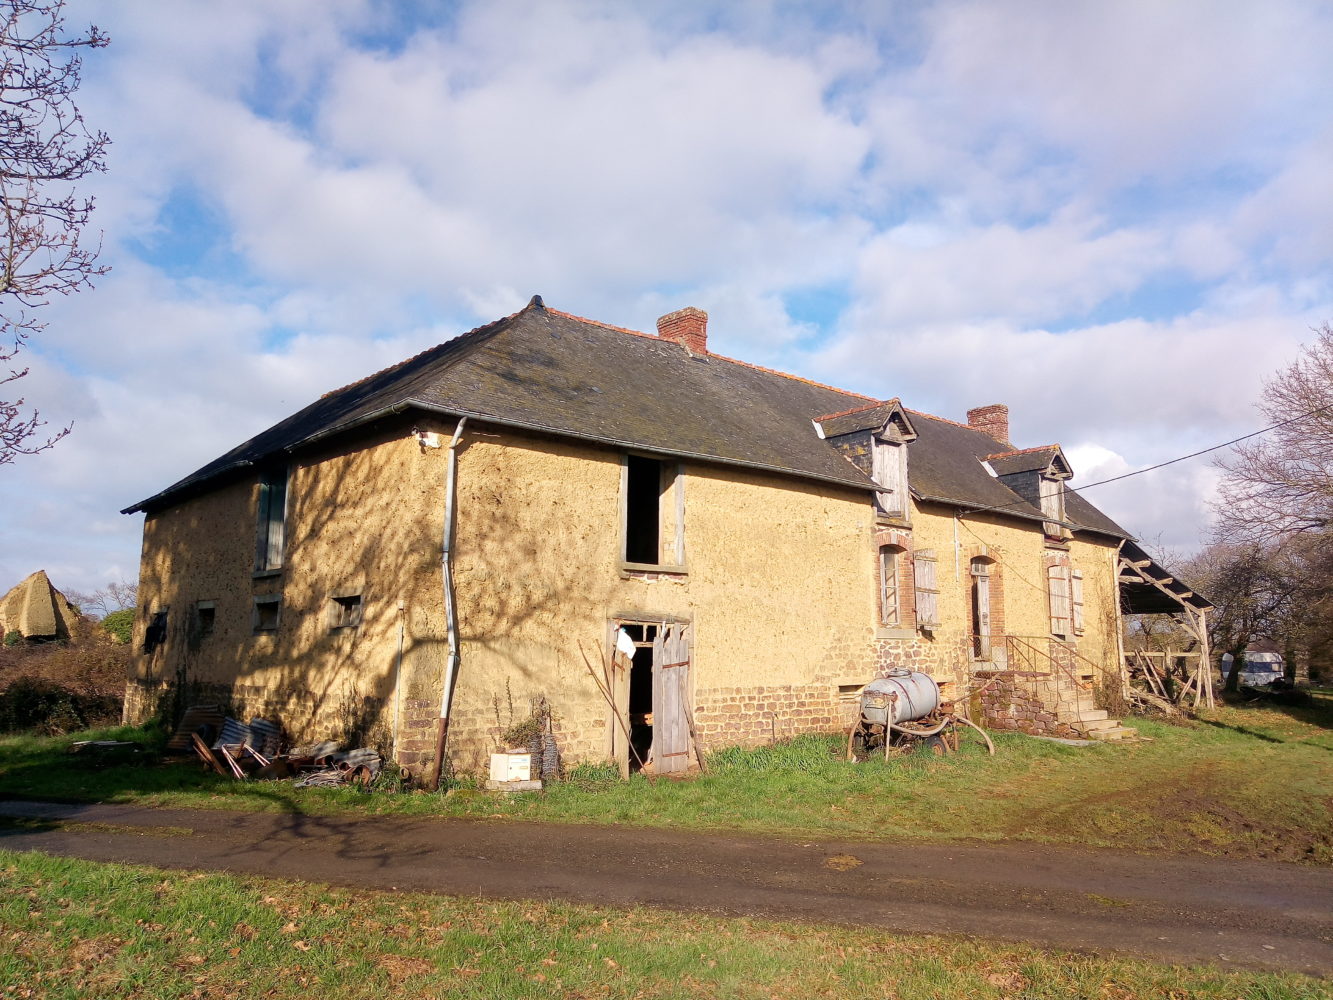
xmin=625 ymin=456 xmax=664 ymax=564
xmin=329 ymin=594 xmax=363 ymax=630
xmin=879 ymin=546 xmax=901 ymax=626
xmin=970 ymin=559 xmax=992 ymax=659
xmin=193 ymin=602 xmax=215 ymax=642
xmin=253 ymin=595 xmax=281 ymax=633
xmin=623 ymin=456 xmax=682 ymax=567
xmin=255 ymin=468 xmax=288 ymax=571
xmin=143 ymin=609 xmax=168 ymax=655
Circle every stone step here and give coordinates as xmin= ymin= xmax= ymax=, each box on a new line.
xmin=1064 ymin=708 xmax=1108 ymax=723
xmin=1073 ymin=717 xmax=1120 ymax=732
xmin=1087 ymin=725 xmax=1137 ymax=741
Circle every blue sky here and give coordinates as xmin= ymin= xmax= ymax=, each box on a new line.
xmin=3 ymin=0 xmax=1332 ymax=593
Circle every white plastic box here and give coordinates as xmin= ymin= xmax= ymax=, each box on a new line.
xmin=489 ymin=751 xmax=533 ymax=783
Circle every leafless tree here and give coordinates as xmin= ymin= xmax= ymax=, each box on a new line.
xmin=66 ymin=578 xmax=136 ymax=618
xmin=1215 ymin=323 xmax=1333 ymax=540
xmin=1182 ymin=536 xmax=1333 ymax=693
xmin=0 ymin=1 xmax=108 ymax=467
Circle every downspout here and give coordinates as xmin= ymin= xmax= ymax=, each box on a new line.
xmin=391 ymin=599 xmax=406 ymax=752
xmin=427 ymin=417 xmax=468 ymax=791
xmin=1113 ymin=539 xmax=1130 ymax=698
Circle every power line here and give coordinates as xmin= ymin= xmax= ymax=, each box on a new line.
xmin=957 ymin=399 xmax=1333 ymax=519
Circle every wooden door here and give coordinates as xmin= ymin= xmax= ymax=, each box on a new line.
xmin=652 ymin=622 xmax=692 ymax=774
xmin=609 ymin=625 xmax=634 ymax=779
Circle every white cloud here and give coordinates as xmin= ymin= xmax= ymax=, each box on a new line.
xmin=3 ymin=0 xmax=1332 ymax=594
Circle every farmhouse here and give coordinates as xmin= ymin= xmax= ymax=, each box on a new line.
xmin=121 ymin=297 xmax=1203 ymax=777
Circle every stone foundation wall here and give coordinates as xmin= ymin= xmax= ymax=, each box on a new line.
xmin=973 ymin=669 xmax=1081 ymax=738
xmin=693 ymin=681 xmax=848 ymax=747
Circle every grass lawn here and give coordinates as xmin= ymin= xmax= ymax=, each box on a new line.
xmin=1 ymin=693 xmax=1330 ymax=864
xmin=1 ymin=850 xmax=1326 ymax=1000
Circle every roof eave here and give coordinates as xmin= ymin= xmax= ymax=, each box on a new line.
xmin=124 ymin=398 xmax=880 ymax=515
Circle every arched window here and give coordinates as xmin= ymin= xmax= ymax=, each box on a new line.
xmin=879 ymin=545 xmax=904 ymax=626
xmin=970 ymin=557 xmax=993 ymax=659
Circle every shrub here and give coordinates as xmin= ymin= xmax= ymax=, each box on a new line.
xmin=3 ymin=630 xmax=21 ymax=647
xmin=101 ymin=608 xmax=135 ymax=644
xmin=0 ymin=675 xmax=119 ymax=735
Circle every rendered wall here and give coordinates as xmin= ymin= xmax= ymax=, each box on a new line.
xmin=128 ymin=418 xmax=880 ymax=776
xmin=127 ymin=421 xmax=449 ymax=745
xmin=872 ymin=501 xmax=1122 ymax=713
xmin=127 ymin=416 xmax=1125 ymax=776
xmin=419 ymin=425 xmax=880 ymax=775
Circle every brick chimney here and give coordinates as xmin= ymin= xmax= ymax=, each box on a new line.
xmin=656 ymin=307 xmax=708 ymax=354
xmin=967 ymin=404 xmax=1010 ymax=445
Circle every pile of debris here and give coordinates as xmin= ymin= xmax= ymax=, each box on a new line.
xmin=170 ymin=704 xmax=382 ymax=789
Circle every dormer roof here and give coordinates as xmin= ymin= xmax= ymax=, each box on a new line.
xmin=815 ymin=399 xmax=918 ymax=442
xmin=985 ymin=445 xmax=1072 ymax=479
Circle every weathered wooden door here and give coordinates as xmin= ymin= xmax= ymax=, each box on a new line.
xmin=609 ymin=626 xmax=634 ymax=779
xmin=652 ymin=622 xmax=692 ymax=774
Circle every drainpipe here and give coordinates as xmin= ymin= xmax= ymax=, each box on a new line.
xmin=392 ymin=599 xmax=406 ymax=752
xmin=427 ymin=417 xmax=468 ymax=791
xmin=1113 ymin=540 xmax=1130 ymax=698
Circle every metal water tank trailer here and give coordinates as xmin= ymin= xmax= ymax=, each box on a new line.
xmin=859 ymin=669 xmax=940 ymax=727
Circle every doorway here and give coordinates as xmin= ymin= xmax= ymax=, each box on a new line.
xmin=609 ymin=619 xmax=692 ymax=775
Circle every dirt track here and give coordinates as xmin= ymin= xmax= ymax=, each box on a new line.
xmin=1 ymin=799 xmax=1329 ymax=976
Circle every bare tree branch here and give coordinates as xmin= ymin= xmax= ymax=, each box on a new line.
xmin=0 ymin=0 xmax=108 ymax=467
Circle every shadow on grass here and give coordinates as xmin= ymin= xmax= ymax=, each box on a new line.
xmin=0 ymin=722 xmax=439 ymax=872
xmin=1197 ymin=689 xmax=1333 ymax=750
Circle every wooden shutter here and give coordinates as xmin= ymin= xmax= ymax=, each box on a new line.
xmin=1071 ymin=569 xmax=1085 ymax=635
xmin=913 ymin=549 xmax=939 ymax=627
xmin=652 ymin=623 xmax=692 ymax=774
xmin=1048 ymin=564 xmax=1071 ymax=636
xmin=256 ymin=470 xmax=287 ymax=571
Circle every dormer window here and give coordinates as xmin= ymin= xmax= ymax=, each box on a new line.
xmin=814 ymin=399 xmax=917 ymax=520
xmin=873 ymin=438 xmax=908 ymax=519
xmin=1040 ymin=475 xmax=1068 ymax=539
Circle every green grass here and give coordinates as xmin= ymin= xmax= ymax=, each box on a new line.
xmin=0 ymin=850 xmax=1325 ymax=1000
xmin=2 ymin=694 xmax=1331 ymax=863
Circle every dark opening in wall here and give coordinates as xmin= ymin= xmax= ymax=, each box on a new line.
xmin=621 ymin=622 xmax=658 ymax=772
xmin=625 ymin=455 xmax=664 ymax=564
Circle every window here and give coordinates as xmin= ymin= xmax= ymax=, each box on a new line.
xmin=1040 ymin=475 xmax=1068 ymax=539
xmin=1048 ymin=562 xmax=1072 ymax=637
xmin=193 ymin=601 xmax=216 ymax=641
xmin=255 ymin=468 xmax=288 ymax=572
xmin=970 ymin=559 xmax=992 ymax=659
xmin=879 ymin=546 xmax=902 ymax=626
xmin=253 ymin=595 xmax=281 ymax=633
xmin=329 ymin=593 xmax=363 ymax=630
xmin=873 ymin=439 xmax=909 ymax=519
xmin=913 ymin=549 xmax=940 ymax=628
xmin=142 ymin=609 xmax=168 ymax=655
xmin=623 ymin=455 xmax=684 ymax=568
xmin=1071 ymin=569 xmax=1085 ymax=635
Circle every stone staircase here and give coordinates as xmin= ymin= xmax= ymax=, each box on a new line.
xmin=1061 ymin=690 xmax=1137 ymax=741
xmin=1006 ymin=636 xmax=1137 ymax=742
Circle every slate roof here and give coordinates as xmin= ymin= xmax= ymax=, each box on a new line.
xmin=122 ymin=296 xmax=1131 ymax=541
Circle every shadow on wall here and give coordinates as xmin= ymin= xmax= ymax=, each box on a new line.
xmin=131 ymin=419 xmax=606 ymax=771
